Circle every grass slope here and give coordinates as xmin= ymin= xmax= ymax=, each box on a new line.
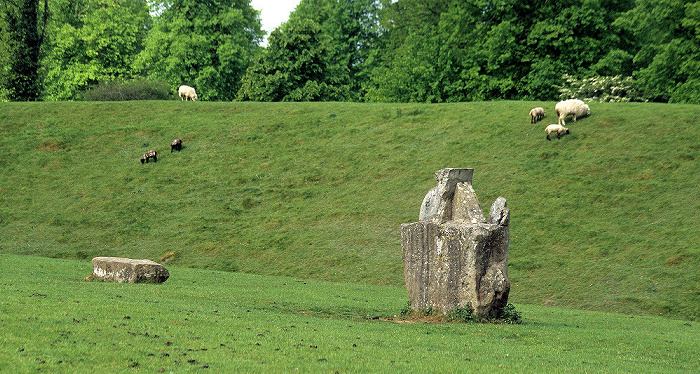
xmin=2 ymin=254 xmax=699 ymax=373
xmin=1 ymin=101 xmax=699 ymax=321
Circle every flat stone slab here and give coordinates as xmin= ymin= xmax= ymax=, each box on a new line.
xmin=91 ymin=257 xmax=169 ymax=283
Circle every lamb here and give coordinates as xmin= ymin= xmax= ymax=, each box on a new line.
xmin=178 ymin=85 xmax=197 ymax=101
xmin=555 ymin=99 xmax=590 ymax=125
xmin=545 ymin=124 xmax=570 ymax=141
xmin=141 ymin=150 xmax=158 ymax=163
xmin=529 ymin=107 xmax=546 ymax=123
xmin=171 ymin=139 xmax=182 ymax=152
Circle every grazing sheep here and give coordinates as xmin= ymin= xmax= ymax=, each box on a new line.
xmin=529 ymin=107 xmax=546 ymax=123
xmin=141 ymin=150 xmax=158 ymax=163
xmin=555 ymin=99 xmax=590 ymax=125
xmin=171 ymin=139 xmax=182 ymax=153
xmin=178 ymin=85 xmax=197 ymax=101
xmin=545 ymin=124 xmax=570 ymax=141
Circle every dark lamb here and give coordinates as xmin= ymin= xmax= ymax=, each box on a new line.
xmin=141 ymin=150 xmax=158 ymax=163
xmin=171 ymin=139 xmax=182 ymax=152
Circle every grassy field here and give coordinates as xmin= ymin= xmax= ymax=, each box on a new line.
xmin=2 ymin=254 xmax=699 ymax=373
xmin=0 ymin=100 xmax=699 ymax=322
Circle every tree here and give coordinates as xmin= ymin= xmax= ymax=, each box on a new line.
xmin=365 ymin=31 xmax=447 ymax=102
xmin=367 ymin=0 xmax=635 ymax=102
xmin=0 ymin=8 xmax=11 ymax=100
xmin=2 ymin=0 xmax=49 ymax=101
xmin=135 ymin=0 xmax=263 ymax=101
xmin=41 ymin=0 xmax=151 ymax=100
xmin=237 ymin=17 xmax=350 ymax=101
xmin=290 ymin=0 xmax=383 ymax=100
xmin=365 ymin=0 xmax=457 ymax=102
xmin=615 ymin=0 xmax=700 ymax=102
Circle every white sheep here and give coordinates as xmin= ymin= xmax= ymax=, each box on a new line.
xmin=555 ymin=99 xmax=589 ymax=125
xmin=178 ymin=85 xmax=197 ymax=101
xmin=545 ymin=124 xmax=570 ymax=141
xmin=529 ymin=107 xmax=546 ymax=123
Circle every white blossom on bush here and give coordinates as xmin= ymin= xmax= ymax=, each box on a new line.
xmin=558 ymin=74 xmax=645 ymax=102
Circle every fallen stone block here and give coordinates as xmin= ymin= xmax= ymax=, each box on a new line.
xmin=91 ymin=257 xmax=170 ymax=284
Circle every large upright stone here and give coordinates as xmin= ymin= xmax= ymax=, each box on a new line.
xmin=91 ymin=257 xmax=170 ymax=284
xmin=401 ymin=168 xmax=510 ymax=318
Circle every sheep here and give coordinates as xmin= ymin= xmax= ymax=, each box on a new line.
xmin=555 ymin=99 xmax=590 ymax=125
xmin=545 ymin=124 xmax=570 ymax=141
xmin=178 ymin=85 xmax=197 ymax=101
xmin=141 ymin=150 xmax=158 ymax=163
xmin=171 ymin=139 xmax=182 ymax=153
xmin=529 ymin=107 xmax=546 ymax=123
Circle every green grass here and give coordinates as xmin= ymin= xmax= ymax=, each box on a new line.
xmin=2 ymin=254 xmax=699 ymax=373
xmin=1 ymin=100 xmax=699 ymax=321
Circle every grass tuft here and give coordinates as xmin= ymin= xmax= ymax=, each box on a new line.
xmin=398 ymin=303 xmax=522 ymax=325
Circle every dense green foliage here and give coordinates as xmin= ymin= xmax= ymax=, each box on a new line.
xmin=237 ymin=17 xmax=350 ymax=101
xmin=41 ymin=0 xmax=151 ymax=100
xmin=78 ymin=78 xmax=173 ymax=101
xmin=287 ymin=0 xmax=382 ymax=100
xmin=2 ymin=0 xmax=48 ymax=101
xmin=616 ymin=0 xmax=700 ymax=102
xmin=237 ymin=0 xmax=382 ymax=101
xmin=134 ymin=0 xmax=263 ymax=101
xmin=1 ymin=101 xmax=699 ymax=322
xmin=368 ymin=0 xmax=634 ymax=101
xmin=2 ymin=254 xmax=699 ymax=372
xmin=3 ymin=0 xmax=700 ymax=102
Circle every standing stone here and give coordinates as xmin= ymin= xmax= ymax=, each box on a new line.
xmin=91 ymin=257 xmax=170 ymax=283
xmin=401 ymin=168 xmax=510 ymax=318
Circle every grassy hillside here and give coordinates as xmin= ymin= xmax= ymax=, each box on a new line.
xmin=1 ymin=101 xmax=698 ymax=321
xmin=2 ymin=254 xmax=699 ymax=373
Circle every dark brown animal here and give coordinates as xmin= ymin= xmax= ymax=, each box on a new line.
xmin=171 ymin=139 xmax=182 ymax=152
xmin=141 ymin=150 xmax=158 ymax=163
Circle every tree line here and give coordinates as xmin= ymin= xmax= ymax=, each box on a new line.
xmin=2 ymin=0 xmax=700 ymax=103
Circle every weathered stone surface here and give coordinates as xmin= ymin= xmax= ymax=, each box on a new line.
xmin=402 ymin=168 xmax=510 ymax=318
xmin=452 ymin=182 xmax=486 ymax=224
xmin=91 ymin=257 xmax=169 ymax=284
xmin=488 ymin=196 xmax=509 ymax=226
xmin=419 ymin=168 xmax=476 ymax=223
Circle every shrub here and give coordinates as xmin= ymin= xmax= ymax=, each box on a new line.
xmin=497 ymin=303 xmax=523 ymax=325
xmin=670 ymin=79 xmax=700 ymax=103
xmin=399 ymin=302 xmax=522 ymax=324
xmin=446 ymin=305 xmax=477 ymax=323
xmin=558 ymin=74 xmax=645 ymax=102
xmin=399 ymin=301 xmax=413 ymax=317
xmin=79 ymin=78 xmax=172 ymax=101
xmin=0 ymin=86 xmax=9 ymax=102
